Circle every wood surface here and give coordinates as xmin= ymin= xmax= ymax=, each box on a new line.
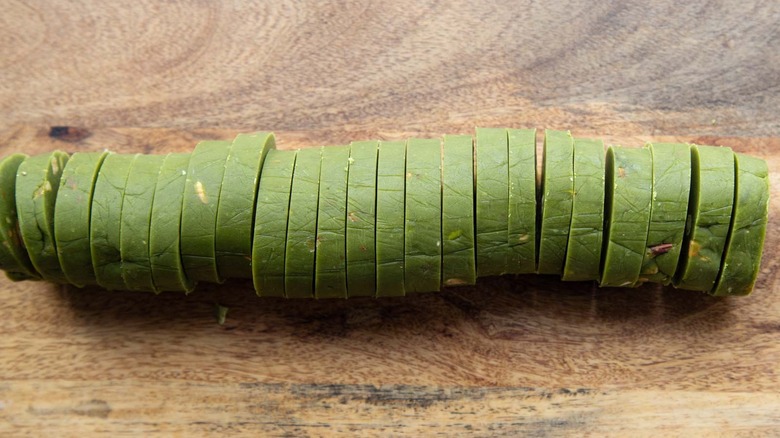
xmin=1 ymin=1 xmax=779 ymax=436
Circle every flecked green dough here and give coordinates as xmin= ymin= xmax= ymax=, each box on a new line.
xmin=216 ymin=132 xmax=274 ymax=279
xmin=16 ymin=151 xmax=70 ymax=283
xmin=537 ymin=130 xmax=574 ymax=275
xmin=149 ymin=153 xmax=194 ymax=293
xmin=674 ymin=145 xmax=735 ymax=292
xmin=54 ymin=151 xmax=109 ymax=287
xmin=284 ymin=147 xmax=322 ymax=299
xmin=475 ymin=128 xmax=510 ymax=277
xmin=346 ymin=141 xmax=379 ymax=297
xmin=180 ymin=140 xmax=232 ymax=284
xmin=0 ymin=154 xmax=38 ymax=280
xmin=441 ymin=135 xmax=476 ymax=286
xmin=600 ymin=146 xmax=653 ymax=288
xmin=0 ymin=130 xmax=769 ymax=299
xmin=315 ymin=145 xmax=350 ymax=299
xmin=506 ymin=129 xmax=537 ymax=275
xmin=711 ymin=153 xmax=769 ymax=296
xmin=562 ymin=138 xmax=605 ymax=282
xmin=404 ymin=138 xmax=442 ymax=294
xmin=253 ymin=149 xmax=297 ymax=297
xmin=90 ymin=153 xmax=137 ymax=290
xmin=120 ymin=154 xmax=165 ymax=292
xmin=375 ymin=141 xmax=407 ymax=297
xmin=639 ymin=143 xmax=691 ymax=285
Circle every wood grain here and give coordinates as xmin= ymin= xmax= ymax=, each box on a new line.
xmin=3 ymin=381 xmax=780 ymax=436
xmin=1 ymin=0 xmax=778 ymax=138
xmin=1 ymin=0 xmax=779 ymax=436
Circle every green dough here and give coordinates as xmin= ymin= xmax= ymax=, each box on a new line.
xmin=507 ymin=129 xmax=537 ymax=274
xmin=180 ymin=140 xmax=231 ymax=284
xmin=90 ymin=153 xmax=137 ymax=290
xmin=284 ymin=147 xmax=322 ymax=299
xmin=315 ymin=145 xmax=350 ymax=298
xmin=375 ymin=141 xmax=406 ymax=297
xmin=53 ymin=151 xmax=109 ymax=287
xmin=252 ymin=148 xmax=297 ymax=297
xmin=346 ymin=140 xmax=378 ymax=297
xmin=712 ymin=153 xmax=769 ymax=296
xmin=120 ymin=154 xmax=165 ymax=292
xmin=404 ymin=138 xmax=442 ymax=293
xmin=639 ymin=143 xmax=691 ymax=285
xmin=562 ymin=138 xmax=605 ymax=282
xmin=475 ymin=128 xmax=509 ymax=277
xmin=537 ymin=130 xmax=574 ymax=275
xmin=16 ymin=151 xmax=70 ymax=282
xmin=0 ymin=132 xmax=770 ymax=298
xmin=441 ymin=135 xmax=476 ymax=286
xmin=0 ymin=153 xmax=38 ymax=280
xmin=674 ymin=145 xmax=735 ymax=291
xmin=149 ymin=153 xmax=194 ymax=293
xmin=215 ymin=132 xmax=274 ymax=279
xmin=600 ymin=146 xmax=653 ymax=287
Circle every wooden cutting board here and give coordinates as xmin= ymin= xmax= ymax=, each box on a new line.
xmin=1 ymin=1 xmax=779 ymax=436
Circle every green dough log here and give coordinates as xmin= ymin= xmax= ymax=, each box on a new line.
xmin=284 ymin=147 xmax=322 ymax=298
xmin=537 ymin=130 xmax=574 ymax=275
xmin=180 ymin=140 xmax=231 ymax=284
xmin=16 ymin=151 xmax=70 ymax=282
xmin=120 ymin=154 xmax=165 ymax=292
xmin=375 ymin=141 xmax=406 ymax=297
xmin=441 ymin=134 xmax=476 ymax=286
xmin=53 ymin=151 xmax=108 ymax=287
xmin=215 ymin=132 xmax=274 ymax=279
xmin=0 ymin=153 xmax=38 ymax=280
xmin=712 ymin=153 xmax=769 ymax=296
xmin=315 ymin=145 xmax=350 ymax=298
xmin=475 ymin=128 xmax=509 ymax=276
xmin=252 ymin=148 xmax=297 ymax=297
xmin=346 ymin=140 xmax=378 ymax=297
xmin=600 ymin=146 xmax=653 ymax=287
xmin=639 ymin=143 xmax=691 ymax=285
xmin=149 ymin=153 xmax=194 ymax=293
xmin=90 ymin=153 xmax=137 ymax=290
xmin=404 ymin=138 xmax=442 ymax=293
xmin=507 ymin=129 xmax=537 ymax=274
xmin=674 ymin=145 xmax=735 ymax=291
xmin=562 ymin=138 xmax=605 ymax=282
xmin=0 ymin=130 xmax=770 ymax=298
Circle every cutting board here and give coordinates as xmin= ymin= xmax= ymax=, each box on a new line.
xmin=1 ymin=1 xmax=779 ymax=435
